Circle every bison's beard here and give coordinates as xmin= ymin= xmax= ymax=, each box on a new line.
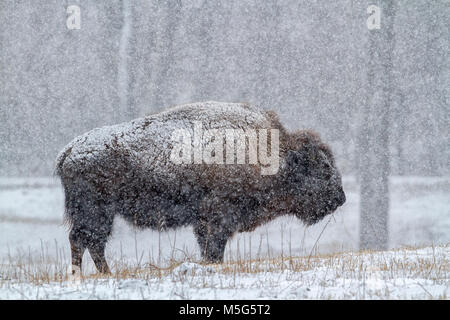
xmin=292 ymin=181 xmax=346 ymax=226
xmin=295 ymin=196 xmax=341 ymax=226
xmin=299 ymin=207 xmax=331 ymax=226
xmin=273 ymin=194 xmax=334 ymax=226
xmin=301 ymin=206 xmax=333 ymax=226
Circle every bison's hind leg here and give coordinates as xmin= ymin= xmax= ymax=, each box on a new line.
xmin=87 ymin=242 xmax=110 ymax=274
xmin=66 ymin=185 xmax=114 ymax=274
xmin=69 ymin=229 xmax=85 ymax=277
xmin=69 ymin=209 xmax=114 ymax=274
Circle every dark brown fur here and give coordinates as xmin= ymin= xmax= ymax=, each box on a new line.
xmin=56 ymin=102 xmax=345 ymax=274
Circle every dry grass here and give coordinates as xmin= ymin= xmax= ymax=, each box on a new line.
xmin=1 ymin=242 xmax=448 ymax=287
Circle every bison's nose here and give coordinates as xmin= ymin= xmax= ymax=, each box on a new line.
xmin=335 ymin=188 xmax=346 ymax=206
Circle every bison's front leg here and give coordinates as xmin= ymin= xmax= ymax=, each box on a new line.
xmin=195 ymin=197 xmax=237 ymax=263
xmin=194 ymin=222 xmax=232 ymax=263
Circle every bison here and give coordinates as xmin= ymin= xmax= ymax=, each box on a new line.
xmin=56 ymin=101 xmax=345 ymax=274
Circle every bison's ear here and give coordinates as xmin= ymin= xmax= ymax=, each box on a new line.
xmin=286 ymin=150 xmax=309 ymax=176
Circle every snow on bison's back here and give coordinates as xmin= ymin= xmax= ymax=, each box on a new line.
xmin=56 ymin=101 xmax=346 ymax=274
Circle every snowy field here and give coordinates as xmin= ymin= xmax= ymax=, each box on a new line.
xmin=0 ymin=175 xmax=449 ymax=299
xmin=0 ymin=245 xmax=448 ymax=299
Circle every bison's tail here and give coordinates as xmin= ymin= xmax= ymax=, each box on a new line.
xmin=61 ymin=182 xmax=74 ymax=230
xmin=54 ymin=146 xmax=75 ymax=229
xmin=60 ymin=175 xmax=89 ymax=231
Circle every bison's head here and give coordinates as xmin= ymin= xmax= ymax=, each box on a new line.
xmin=281 ymin=131 xmax=346 ymax=225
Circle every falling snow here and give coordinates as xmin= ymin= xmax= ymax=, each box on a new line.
xmin=0 ymin=0 xmax=448 ymax=300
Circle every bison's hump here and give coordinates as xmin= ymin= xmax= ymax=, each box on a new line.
xmin=55 ymin=101 xmax=271 ymax=177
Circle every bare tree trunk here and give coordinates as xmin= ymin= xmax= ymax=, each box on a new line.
xmin=396 ymin=91 xmax=407 ymax=176
xmin=423 ymin=4 xmax=442 ymax=176
xmin=118 ymin=0 xmax=132 ymax=121
xmin=359 ymin=1 xmax=396 ymax=250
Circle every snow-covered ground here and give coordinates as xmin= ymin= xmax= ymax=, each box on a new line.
xmin=0 ymin=245 xmax=448 ymax=299
xmin=0 ymin=175 xmax=449 ymax=299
